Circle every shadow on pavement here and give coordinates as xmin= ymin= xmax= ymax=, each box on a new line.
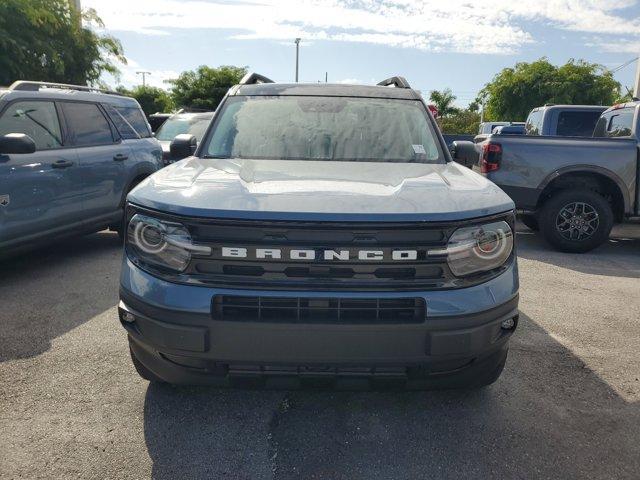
xmin=0 ymin=231 xmax=122 ymax=361
xmin=516 ymin=223 xmax=640 ymax=278
xmin=143 ymin=313 xmax=639 ymax=480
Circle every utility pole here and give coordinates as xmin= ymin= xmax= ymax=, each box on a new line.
xmin=325 ymin=72 xmax=328 ymax=83
xmin=69 ymin=0 xmax=82 ymax=28
xmin=295 ymin=38 xmax=301 ymax=83
xmin=634 ymin=55 xmax=640 ymax=98
xmin=136 ymin=71 xmax=151 ymax=87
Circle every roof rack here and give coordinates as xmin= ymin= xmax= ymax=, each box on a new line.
xmin=238 ymin=73 xmax=275 ymax=85
xmin=377 ymin=76 xmax=411 ymax=89
xmin=8 ymin=80 xmax=124 ymax=96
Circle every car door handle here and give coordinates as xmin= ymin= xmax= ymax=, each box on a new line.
xmin=113 ymin=153 xmax=129 ymax=161
xmin=52 ymin=160 xmax=74 ymax=169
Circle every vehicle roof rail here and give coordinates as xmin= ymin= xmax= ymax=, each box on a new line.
xmin=8 ymin=80 xmax=124 ymax=96
xmin=377 ymin=76 xmax=411 ymax=88
xmin=238 ymin=73 xmax=275 ymax=85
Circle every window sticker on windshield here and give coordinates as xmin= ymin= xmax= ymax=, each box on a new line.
xmin=412 ymin=144 xmax=426 ymax=154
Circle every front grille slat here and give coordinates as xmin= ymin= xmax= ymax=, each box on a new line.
xmin=213 ymin=295 xmax=426 ymax=324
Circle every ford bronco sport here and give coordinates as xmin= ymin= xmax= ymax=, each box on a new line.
xmin=119 ymin=74 xmax=519 ymax=389
xmin=0 ymin=81 xmax=162 ymax=256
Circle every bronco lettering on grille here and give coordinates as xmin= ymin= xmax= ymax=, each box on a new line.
xmin=220 ymin=247 xmax=419 ymax=261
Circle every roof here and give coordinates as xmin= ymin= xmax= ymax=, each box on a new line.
xmin=532 ymin=104 xmax=608 ymax=112
xmin=234 ymin=82 xmax=422 ymax=100
xmin=0 ymin=86 xmax=140 ymax=108
xmin=602 ymin=100 xmax=640 ymax=114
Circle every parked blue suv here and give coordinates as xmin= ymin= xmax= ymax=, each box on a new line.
xmin=119 ymin=74 xmax=519 ymax=389
xmin=0 ymin=81 xmax=162 ymax=256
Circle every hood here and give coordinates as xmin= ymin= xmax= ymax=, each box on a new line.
xmin=129 ymin=157 xmax=514 ymax=221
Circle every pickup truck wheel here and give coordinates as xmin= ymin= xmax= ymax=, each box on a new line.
xmin=539 ymin=189 xmax=613 ymax=253
xmin=519 ymin=214 xmax=539 ymax=231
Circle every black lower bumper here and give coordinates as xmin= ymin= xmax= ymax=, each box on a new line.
xmin=119 ymin=291 xmax=518 ymax=388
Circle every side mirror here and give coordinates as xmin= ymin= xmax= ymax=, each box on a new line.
xmin=170 ymin=134 xmax=197 ymax=160
xmin=450 ymin=140 xmax=479 ymax=168
xmin=0 ymin=133 xmax=36 ymax=155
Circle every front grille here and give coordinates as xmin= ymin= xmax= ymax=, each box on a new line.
xmin=181 ymin=218 xmax=453 ymax=290
xmin=127 ymin=208 xmax=515 ymax=290
xmin=213 ymin=295 xmax=426 ymax=324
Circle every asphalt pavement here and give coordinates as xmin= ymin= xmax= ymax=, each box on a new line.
xmin=1 ymin=224 xmax=639 ymax=479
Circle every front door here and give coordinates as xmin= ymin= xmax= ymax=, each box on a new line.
xmin=0 ymin=100 xmax=83 ymax=247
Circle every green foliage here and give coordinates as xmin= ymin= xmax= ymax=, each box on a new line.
xmin=437 ymin=109 xmax=481 ymax=135
xmin=0 ymin=0 xmax=125 ymax=86
xmin=117 ymin=85 xmax=175 ymax=116
xmin=429 ymin=88 xmax=459 ymax=117
xmin=167 ymin=65 xmax=247 ymax=110
xmin=478 ymin=58 xmax=621 ymax=121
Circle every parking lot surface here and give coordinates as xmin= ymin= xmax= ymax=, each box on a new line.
xmin=1 ymin=224 xmax=639 ymax=479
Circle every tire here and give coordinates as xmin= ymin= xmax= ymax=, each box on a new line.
xmin=538 ymin=189 xmax=613 ymax=253
xmin=520 ymin=214 xmax=539 ymax=231
xmin=129 ymin=345 xmax=165 ymax=383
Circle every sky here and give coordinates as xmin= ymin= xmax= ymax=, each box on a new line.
xmin=84 ymin=0 xmax=640 ymax=107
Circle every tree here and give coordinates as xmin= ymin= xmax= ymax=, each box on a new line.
xmin=167 ymin=66 xmax=247 ymax=110
xmin=429 ymin=89 xmax=459 ymax=117
xmin=478 ymin=58 xmax=621 ymax=121
xmin=437 ymin=109 xmax=481 ymax=135
xmin=0 ymin=0 xmax=125 ymax=86
xmin=117 ymin=86 xmax=175 ymax=116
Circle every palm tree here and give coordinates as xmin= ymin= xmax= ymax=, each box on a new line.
xmin=429 ymin=88 xmax=459 ymax=117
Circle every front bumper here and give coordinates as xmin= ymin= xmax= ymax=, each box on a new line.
xmin=119 ymin=257 xmax=519 ymax=385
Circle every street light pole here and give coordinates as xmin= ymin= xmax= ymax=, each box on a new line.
xmin=634 ymin=55 xmax=640 ymax=98
xmin=295 ymin=38 xmax=301 ymax=83
xmin=136 ymin=71 xmax=151 ymax=87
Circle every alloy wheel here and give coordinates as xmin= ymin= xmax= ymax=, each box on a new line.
xmin=555 ymin=202 xmax=599 ymax=241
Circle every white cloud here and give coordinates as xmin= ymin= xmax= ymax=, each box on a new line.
xmin=594 ymin=39 xmax=640 ymax=54
xmin=84 ymin=0 xmax=640 ymax=55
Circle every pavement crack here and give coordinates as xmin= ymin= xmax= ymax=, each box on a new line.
xmin=267 ymin=393 xmax=292 ymax=479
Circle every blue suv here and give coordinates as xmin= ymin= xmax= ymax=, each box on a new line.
xmin=0 ymin=81 xmax=162 ymax=256
xmin=119 ymin=74 xmax=519 ymax=389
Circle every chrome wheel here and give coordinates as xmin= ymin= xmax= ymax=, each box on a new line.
xmin=556 ymin=202 xmax=599 ymax=241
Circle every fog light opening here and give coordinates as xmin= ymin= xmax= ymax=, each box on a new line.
xmin=501 ymin=317 xmax=516 ymax=330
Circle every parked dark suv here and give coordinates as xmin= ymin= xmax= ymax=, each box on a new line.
xmin=0 ymin=81 xmax=163 ymax=256
xmin=120 ymin=74 xmax=519 ymax=390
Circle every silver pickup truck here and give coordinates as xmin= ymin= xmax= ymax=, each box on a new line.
xmin=453 ymin=101 xmax=640 ymax=252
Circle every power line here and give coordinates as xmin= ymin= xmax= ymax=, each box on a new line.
xmin=610 ymin=57 xmax=638 ymax=74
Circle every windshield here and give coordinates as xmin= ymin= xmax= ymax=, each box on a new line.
xmin=155 ymin=113 xmax=213 ymax=141
xmin=204 ymin=96 xmax=444 ymax=163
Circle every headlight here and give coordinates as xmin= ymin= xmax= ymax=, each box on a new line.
xmin=126 ymin=214 xmax=211 ymax=272
xmin=432 ymin=220 xmax=513 ymax=276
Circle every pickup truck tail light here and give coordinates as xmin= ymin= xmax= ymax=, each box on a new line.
xmin=480 ymin=143 xmax=502 ymax=173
